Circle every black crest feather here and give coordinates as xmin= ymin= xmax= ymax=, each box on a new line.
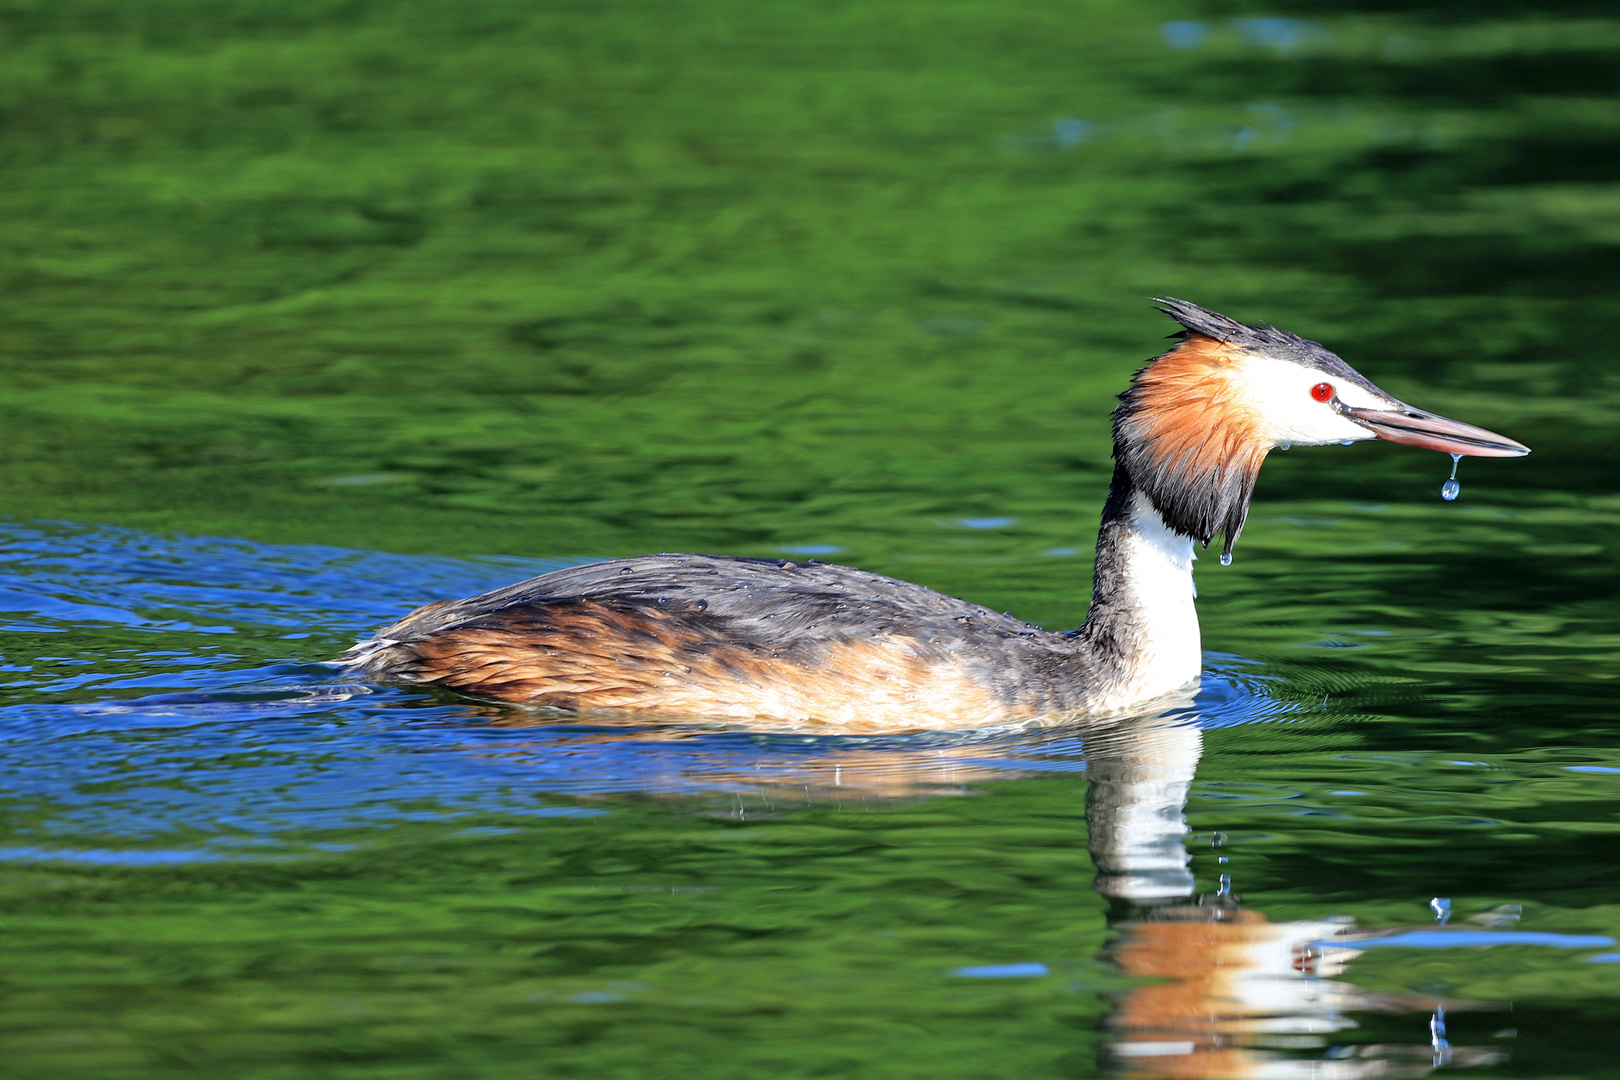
xmin=1151 ymin=296 xmax=1375 ymax=384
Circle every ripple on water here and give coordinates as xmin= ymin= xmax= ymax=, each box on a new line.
xmin=0 ymin=521 xmax=1306 ymax=860
xmin=1 ymin=521 xmax=1618 ymax=1079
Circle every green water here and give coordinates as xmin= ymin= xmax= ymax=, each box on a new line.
xmin=3 ymin=0 xmax=1620 ymax=1076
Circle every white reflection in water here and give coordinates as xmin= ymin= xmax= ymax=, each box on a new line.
xmin=1085 ymin=715 xmax=1506 ymax=1079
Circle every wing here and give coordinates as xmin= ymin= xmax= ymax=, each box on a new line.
xmin=349 ymin=554 xmax=1035 ymax=647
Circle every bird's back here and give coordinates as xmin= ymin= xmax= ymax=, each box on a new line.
xmin=340 ymin=554 xmax=1090 ymax=729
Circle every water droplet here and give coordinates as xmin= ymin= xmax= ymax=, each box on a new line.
xmin=1430 ymin=896 xmax=1452 ymax=925
xmin=1278 ymin=443 xmax=1290 ymax=451
xmin=1441 ymin=452 xmax=1461 ymax=501
xmin=1217 ymin=873 xmax=1232 ymax=896
xmin=1431 ymin=1006 xmax=1452 ymax=1066
xmin=1219 ymin=552 xmax=1232 ymax=567
xmin=1341 ymin=440 xmax=1355 ymax=446
xmin=1217 ymin=855 xmax=1229 ymax=864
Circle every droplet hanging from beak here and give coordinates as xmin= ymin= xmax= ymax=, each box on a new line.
xmin=1441 ymin=453 xmax=1461 ymax=502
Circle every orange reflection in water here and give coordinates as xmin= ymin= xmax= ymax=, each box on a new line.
xmin=1106 ymin=904 xmax=1504 ymax=1079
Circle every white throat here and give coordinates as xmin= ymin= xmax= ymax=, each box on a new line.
xmin=1093 ymin=491 xmax=1203 ymax=711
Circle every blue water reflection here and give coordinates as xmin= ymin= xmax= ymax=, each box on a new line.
xmin=5 ymin=522 xmax=1618 ymax=1078
xmin=0 ymin=521 xmax=1295 ymax=862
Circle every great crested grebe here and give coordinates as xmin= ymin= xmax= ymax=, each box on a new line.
xmin=339 ymin=299 xmax=1529 ymax=729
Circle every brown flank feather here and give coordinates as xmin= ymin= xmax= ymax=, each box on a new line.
xmin=380 ymin=598 xmax=1004 ymax=730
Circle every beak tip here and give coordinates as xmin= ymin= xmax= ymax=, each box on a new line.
xmin=1474 ymin=440 xmax=1531 ymax=459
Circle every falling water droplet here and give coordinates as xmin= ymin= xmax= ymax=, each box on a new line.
xmin=1441 ymin=453 xmax=1461 ymax=501
xmin=1430 ymin=896 xmax=1452 ymax=925
xmin=1431 ymin=1006 xmax=1452 ymax=1067
xmin=1217 ymin=873 xmax=1232 ymax=896
xmin=1219 ymin=552 xmax=1232 ymax=567
xmin=1279 ymin=443 xmax=1290 ymax=451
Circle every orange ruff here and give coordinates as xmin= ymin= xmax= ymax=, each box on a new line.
xmin=1128 ymin=334 xmax=1268 ymax=494
xmin=388 ymin=600 xmax=1005 ymax=730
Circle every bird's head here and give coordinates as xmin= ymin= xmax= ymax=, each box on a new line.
xmin=1113 ymin=298 xmax=1529 ymax=559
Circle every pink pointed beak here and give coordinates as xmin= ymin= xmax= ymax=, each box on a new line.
xmin=1339 ymin=401 xmax=1530 ymax=458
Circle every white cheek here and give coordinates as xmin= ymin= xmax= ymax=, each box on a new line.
xmin=1228 ymin=355 xmax=1378 ymax=447
xmin=1329 ymin=379 xmax=1392 ymax=409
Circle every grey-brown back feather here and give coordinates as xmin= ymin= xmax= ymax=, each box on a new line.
xmin=338 ymin=554 xmax=1093 ymax=706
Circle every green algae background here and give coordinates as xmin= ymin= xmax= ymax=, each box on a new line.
xmin=2 ymin=0 xmax=1600 ymax=567
xmin=5 ymin=0 xmax=1617 ymax=688
xmin=6 ymin=1 xmax=1620 ymax=1077
xmin=0 ymin=784 xmax=1122 ymax=1079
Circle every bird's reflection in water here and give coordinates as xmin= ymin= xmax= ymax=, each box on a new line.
xmin=451 ymin=701 xmax=1505 ymax=1076
xmin=445 ymin=700 xmax=1088 ymax=802
xmin=1084 ymin=718 xmax=1503 ymax=1079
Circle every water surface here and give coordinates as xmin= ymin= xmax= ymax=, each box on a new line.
xmin=3 ymin=1 xmax=1620 ymax=1077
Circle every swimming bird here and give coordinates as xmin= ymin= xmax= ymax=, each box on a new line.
xmin=338 ymin=299 xmax=1529 ymax=730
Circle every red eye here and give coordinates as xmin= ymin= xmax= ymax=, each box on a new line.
xmin=1310 ymin=382 xmax=1334 ymax=403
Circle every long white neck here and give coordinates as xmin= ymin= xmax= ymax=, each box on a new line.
xmin=1078 ymin=479 xmax=1203 ymax=714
